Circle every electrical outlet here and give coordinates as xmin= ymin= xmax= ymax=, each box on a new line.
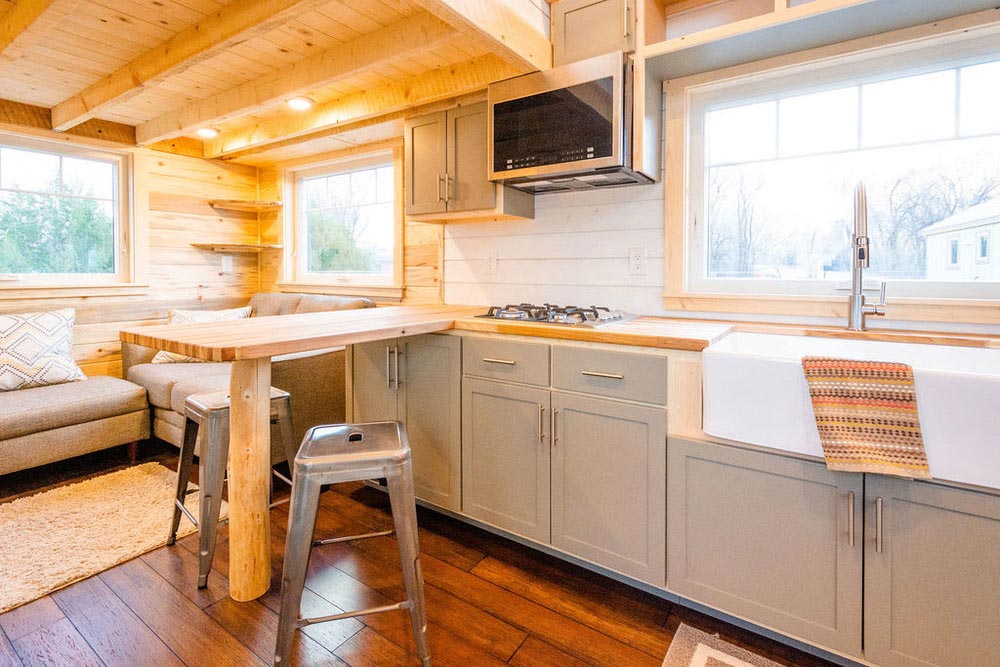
xmin=484 ymin=248 xmax=498 ymax=275
xmin=220 ymin=255 xmax=234 ymax=274
xmin=628 ymin=247 xmax=646 ymax=275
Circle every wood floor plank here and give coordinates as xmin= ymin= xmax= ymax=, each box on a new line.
xmin=0 ymin=598 xmax=64 ymax=642
xmin=11 ymin=618 xmax=102 ymax=667
xmin=205 ymin=596 xmax=349 ymax=666
xmin=99 ymin=558 xmax=265 ymax=667
xmin=52 ymin=577 xmax=182 ymax=667
xmin=140 ymin=543 xmax=231 ymax=610
xmin=508 ymin=635 xmax=591 ymax=666
xmin=0 ymin=626 xmax=22 ymax=666
xmin=471 ymin=555 xmax=671 ymax=657
xmin=333 ymin=626 xmax=410 ymax=666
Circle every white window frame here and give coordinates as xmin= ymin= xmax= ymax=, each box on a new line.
xmin=663 ymin=19 xmax=1000 ymax=324
xmin=0 ymin=133 xmax=136 ymax=291
xmin=282 ymin=149 xmax=403 ymax=297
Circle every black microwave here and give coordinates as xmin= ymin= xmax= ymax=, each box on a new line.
xmin=487 ymin=51 xmax=653 ymax=193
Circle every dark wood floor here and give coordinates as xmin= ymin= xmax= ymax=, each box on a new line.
xmin=0 ymin=443 xmax=835 ymax=666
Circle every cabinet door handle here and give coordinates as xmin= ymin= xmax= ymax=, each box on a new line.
xmin=482 ymin=357 xmax=516 ymax=366
xmin=538 ymin=405 xmax=545 ymax=444
xmin=392 ymin=346 xmax=401 ymax=389
xmin=385 ymin=345 xmax=392 ymax=389
xmin=847 ymin=491 xmax=855 ymax=547
xmin=875 ymin=496 xmax=884 ymax=554
xmin=445 ymin=173 xmax=453 ymax=203
xmin=436 ymin=174 xmax=445 ymax=203
xmin=581 ymin=370 xmax=624 ymax=380
xmin=623 ymin=1 xmax=630 ymax=38
xmin=553 ymin=409 xmax=559 ymax=446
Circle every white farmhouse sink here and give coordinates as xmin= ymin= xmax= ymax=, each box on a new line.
xmin=702 ymin=332 xmax=1000 ymax=490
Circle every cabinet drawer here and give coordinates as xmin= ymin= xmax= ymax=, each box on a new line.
xmin=463 ymin=338 xmax=550 ymax=386
xmin=552 ymin=346 xmax=667 ymax=404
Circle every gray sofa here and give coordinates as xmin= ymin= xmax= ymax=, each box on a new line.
xmin=122 ymin=292 xmax=375 ymax=460
xmin=0 ymin=376 xmax=150 ymax=476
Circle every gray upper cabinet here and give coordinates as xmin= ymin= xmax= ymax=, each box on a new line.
xmin=553 ymin=0 xmax=636 ymax=66
xmin=404 ymin=102 xmax=533 ymax=222
xmin=667 ymin=438 xmax=863 ymax=658
xmin=351 ymin=335 xmax=462 ymax=512
xmin=864 ymin=476 xmax=1000 ymax=666
xmin=462 ymin=377 xmax=551 ymax=543
xmin=551 ymin=392 xmax=665 ymax=585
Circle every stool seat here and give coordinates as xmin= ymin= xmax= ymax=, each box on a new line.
xmin=186 ymin=387 xmax=289 ymax=419
xmin=296 ymin=421 xmax=409 ymax=467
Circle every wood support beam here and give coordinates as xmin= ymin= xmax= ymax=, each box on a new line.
xmin=0 ymin=0 xmax=82 ymax=63
xmin=203 ymin=55 xmax=519 ymax=159
xmin=49 ymin=0 xmax=329 ymax=132
xmin=413 ymin=0 xmax=551 ymax=72
xmin=136 ymin=13 xmax=456 ymax=146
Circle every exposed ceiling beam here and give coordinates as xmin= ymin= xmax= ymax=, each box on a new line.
xmin=0 ymin=0 xmax=82 ymax=63
xmin=203 ymin=54 xmax=519 ymax=159
xmin=136 ymin=13 xmax=456 ymax=146
xmin=49 ymin=0 xmax=330 ymax=132
xmin=412 ymin=0 xmax=551 ymax=72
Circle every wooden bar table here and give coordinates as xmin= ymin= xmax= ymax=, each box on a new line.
xmin=121 ymin=304 xmax=482 ymax=601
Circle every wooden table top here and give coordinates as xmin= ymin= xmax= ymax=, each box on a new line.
xmin=119 ymin=305 xmax=486 ymax=361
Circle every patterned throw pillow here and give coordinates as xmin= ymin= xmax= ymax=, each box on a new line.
xmin=151 ymin=306 xmax=252 ymax=363
xmin=0 ymin=309 xmax=87 ymax=391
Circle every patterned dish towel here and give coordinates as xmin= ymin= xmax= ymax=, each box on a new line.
xmin=801 ymin=357 xmax=931 ymax=479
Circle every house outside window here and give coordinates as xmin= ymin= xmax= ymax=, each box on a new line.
xmin=677 ymin=35 xmax=1000 ymax=303
xmin=0 ymin=136 xmax=132 ymax=287
xmin=979 ymin=231 xmax=990 ymax=263
xmin=286 ymin=151 xmax=401 ymax=291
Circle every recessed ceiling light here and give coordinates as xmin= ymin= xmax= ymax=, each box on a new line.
xmin=196 ymin=127 xmax=220 ymax=139
xmin=287 ymin=96 xmax=315 ymax=111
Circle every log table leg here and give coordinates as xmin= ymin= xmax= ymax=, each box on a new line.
xmin=228 ymin=357 xmax=273 ymax=601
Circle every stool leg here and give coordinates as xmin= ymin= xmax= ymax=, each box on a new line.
xmin=275 ymin=396 xmax=297 ymax=469
xmin=198 ymin=416 xmax=230 ymax=589
xmin=167 ymin=418 xmax=199 ymax=546
xmin=274 ymin=473 xmax=322 ymax=665
xmin=387 ymin=459 xmax=431 ymax=666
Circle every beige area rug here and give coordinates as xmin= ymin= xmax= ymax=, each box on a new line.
xmin=0 ymin=462 xmax=226 ymax=613
xmin=663 ymin=624 xmax=783 ymax=667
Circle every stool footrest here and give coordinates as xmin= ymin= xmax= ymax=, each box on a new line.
xmin=268 ymin=497 xmax=290 ymax=509
xmin=174 ymin=500 xmax=199 ymax=527
xmin=272 ymin=469 xmax=293 ymax=487
xmin=299 ymin=600 xmax=411 ymax=627
xmin=313 ymin=529 xmax=394 ymax=546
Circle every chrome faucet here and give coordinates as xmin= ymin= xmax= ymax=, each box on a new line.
xmin=848 ymin=182 xmax=886 ymax=331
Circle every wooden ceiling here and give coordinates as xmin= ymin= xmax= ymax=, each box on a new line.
xmin=0 ymin=0 xmax=550 ymax=165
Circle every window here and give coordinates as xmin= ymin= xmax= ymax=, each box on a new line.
xmin=978 ymin=232 xmax=990 ymax=263
xmin=0 ymin=136 xmax=132 ymax=286
xmin=287 ymin=151 xmax=400 ymax=289
xmin=680 ymin=35 xmax=1000 ymax=302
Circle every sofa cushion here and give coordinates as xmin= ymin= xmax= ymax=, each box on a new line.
xmin=248 ymin=293 xmax=303 ymax=316
xmin=0 ymin=375 xmax=147 ymax=440
xmin=294 ymin=294 xmax=376 ymax=313
xmin=151 ymin=306 xmax=252 ymax=363
xmin=127 ymin=361 xmax=231 ymax=409
xmin=0 ymin=308 xmax=86 ymax=391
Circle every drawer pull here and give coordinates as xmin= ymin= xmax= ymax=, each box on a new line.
xmin=482 ymin=357 xmax=516 ymax=366
xmin=581 ymin=370 xmax=624 ymax=380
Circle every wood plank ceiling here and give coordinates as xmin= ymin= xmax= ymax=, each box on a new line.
xmin=0 ymin=0 xmax=549 ymax=165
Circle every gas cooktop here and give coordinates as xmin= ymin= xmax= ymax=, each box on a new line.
xmin=476 ymin=303 xmax=638 ymax=327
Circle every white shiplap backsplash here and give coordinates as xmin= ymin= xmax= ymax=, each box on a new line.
xmin=444 ymin=183 xmax=670 ymax=315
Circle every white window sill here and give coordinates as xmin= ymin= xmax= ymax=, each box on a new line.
xmin=276 ymin=282 xmax=404 ymax=302
xmin=0 ymin=282 xmax=151 ymax=300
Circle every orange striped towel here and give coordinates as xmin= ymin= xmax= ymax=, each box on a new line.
xmin=802 ymin=357 xmax=931 ymax=479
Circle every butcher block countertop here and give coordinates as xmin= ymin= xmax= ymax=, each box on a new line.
xmin=452 ymin=315 xmax=732 ymax=351
xmin=119 ymin=305 xmax=734 ymax=360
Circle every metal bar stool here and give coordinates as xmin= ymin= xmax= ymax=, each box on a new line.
xmin=274 ymin=421 xmax=430 ymax=666
xmin=167 ymin=387 xmax=296 ymax=589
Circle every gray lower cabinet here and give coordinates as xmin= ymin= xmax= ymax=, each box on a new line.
xmin=461 ymin=377 xmax=551 ymax=543
xmin=351 ymin=335 xmax=462 ymax=512
xmin=864 ymin=476 xmax=1000 ymax=666
xmin=667 ymin=438 xmax=863 ymax=658
xmin=551 ymin=392 xmax=665 ymax=585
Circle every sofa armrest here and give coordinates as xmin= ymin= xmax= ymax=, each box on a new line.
xmin=121 ymin=341 xmax=158 ymax=378
xmin=272 ymin=348 xmax=346 ymax=446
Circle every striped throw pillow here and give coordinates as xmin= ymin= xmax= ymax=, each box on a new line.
xmin=151 ymin=306 xmax=252 ymax=363
xmin=0 ymin=309 xmax=86 ymax=391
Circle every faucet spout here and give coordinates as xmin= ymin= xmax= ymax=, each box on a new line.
xmin=847 ymin=182 xmax=885 ymax=331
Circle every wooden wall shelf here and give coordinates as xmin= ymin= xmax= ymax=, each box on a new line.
xmin=208 ymin=200 xmax=283 ymax=212
xmin=191 ymin=243 xmax=283 ymax=253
